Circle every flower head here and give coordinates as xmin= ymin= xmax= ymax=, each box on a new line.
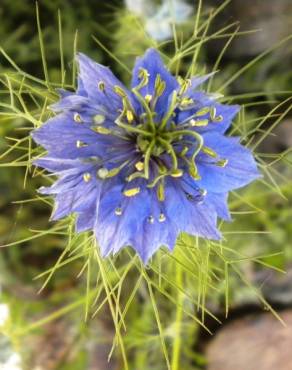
xmin=32 ymin=48 xmax=260 ymax=263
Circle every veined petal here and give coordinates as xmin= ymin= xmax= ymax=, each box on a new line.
xmin=131 ymin=48 xmax=178 ymax=115
xmin=196 ymin=132 xmax=260 ymax=193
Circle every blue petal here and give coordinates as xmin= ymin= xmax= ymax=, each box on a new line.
xmin=131 ymin=48 xmax=178 ymax=115
xmin=164 ymin=178 xmax=221 ymax=240
xmin=206 ymin=192 xmax=231 ymax=221
xmin=32 ymin=112 xmax=128 ymax=159
xmin=77 ymin=53 xmax=131 ymax=111
xmin=196 ymin=132 xmax=260 ymax=193
xmin=177 ymin=91 xmax=240 ymax=134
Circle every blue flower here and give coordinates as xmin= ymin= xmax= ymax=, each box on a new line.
xmin=32 ymin=48 xmax=260 ymax=263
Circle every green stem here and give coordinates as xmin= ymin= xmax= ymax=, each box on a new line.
xmin=171 ymin=262 xmax=184 ymax=370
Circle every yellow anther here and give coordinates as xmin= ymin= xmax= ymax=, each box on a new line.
xmin=170 ymin=169 xmax=183 ymax=178
xmin=213 ymin=115 xmax=223 ymax=122
xmin=106 ymin=167 xmax=121 ymax=178
xmin=83 ymin=173 xmax=91 ymax=182
xmin=189 ymin=165 xmax=201 ymax=180
xmin=97 ymin=167 xmax=109 ymax=179
xmin=179 ymin=78 xmax=192 ymax=95
xmin=210 ymin=107 xmax=217 ymax=120
xmin=115 ymin=207 xmax=122 ymax=216
xmin=215 ymin=159 xmax=228 ymax=167
xmin=155 ymin=74 xmax=166 ymax=97
xmin=126 ymin=110 xmax=134 ymax=123
xmin=138 ymin=67 xmax=150 ymax=79
xmin=147 ymin=215 xmax=155 ymax=224
xmin=196 ymin=107 xmax=210 ymax=116
xmin=123 ymin=187 xmax=140 ymax=197
xmin=135 ymin=161 xmax=144 ymax=171
xmin=180 ymin=97 xmax=193 ymax=107
xmin=98 ymin=81 xmax=105 ymax=91
xmin=157 ymin=182 xmax=165 ymax=202
xmin=202 ymin=146 xmax=217 ymax=158
xmin=159 ymin=213 xmax=166 ymax=222
xmin=93 ymin=126 xmax=111 ymax=135
xmin=190 ymin=119 xmax=209 ymax=127
xmin=76 ymin=140 xmax=87 ymax=148
xmin=200 ymin=189 xmax=208 ymax=196
xmin=145 ymin=94 xmax=152 ymax=103
xmin=114 ymin=85 xmax=127 ymax=97
xmin=74 ymin=113 xmax=82 ymax=123
xmin=93 ymin=114 xmax=105 ymax=124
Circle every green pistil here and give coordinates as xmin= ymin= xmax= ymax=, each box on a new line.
xmin=143 ymin=139 xmax=156 ymax=179
xmin=101 ymin=77 xmax=225 ymax=194
xmin=132 ymin=88 xmax=156 ymax=133
xmin=168 ymin=129 xmax=204 ymax=163
xmin=159 ymin=90 xmax=178 ymax=132
xmin=157 ymin=137 xmax=178 ymax=171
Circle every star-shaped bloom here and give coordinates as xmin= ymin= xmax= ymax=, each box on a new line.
xmin=32 ymin=48 xmax=260 ymax=263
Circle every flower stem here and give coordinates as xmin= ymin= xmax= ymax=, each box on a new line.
xmin=171 ymin=261 xmax=184 ymax=370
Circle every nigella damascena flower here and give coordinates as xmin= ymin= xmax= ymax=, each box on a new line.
xmin=32 ymin=49 xmax=260 ymax=263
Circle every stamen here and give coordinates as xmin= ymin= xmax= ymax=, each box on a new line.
xmin=93 ymin=126 xmax=112 ymax=135
xmin=210 ymin=107 xmax=216 ymax=120
xmin=106 ymin=167 xmax=121 ymax=178
xmin=190 ymin=119 xmax=209 ymax=127
xmin=170 ymin=169 xmax=183 ymax=178
xmin=97 ymin=167 xmax=109 ymax=179
xmin=178 ymin=78 xmax=192 ymax=95
xmin=159 ymin=213 xmax=166 ymax=222
xmin=210 ymin=107 xmax=223 ymax=122
xmin=213 ymin=115 xmax=223 ymax=122
xmin=114 ymin=85 xmax=127 ymax=98
xmin=126 ymin=110 xmax=134 ymax=123
xmin=200 ymin=189 xmax=208 ymax=196
xmin=180 ymin=97 xmax=193 ymax=108
xmin=215 ymin=159 xmax=228 ymax=167
xmin=202 ymin=146 xmax=217 ymax=158
xmin=83 ymin=173 xmax=91 ymax=182
xmin=154 ymin=74 xmax=166 ymax=98
xmin=157 ymin=181 xmax=165 ymax=201
xmin=76 ymin=140 xmax=87 ymax=148
xmin=137 ymin=68 xmax=150 ymax=89
xmin=147 ymin=215 xmax=154 ymax=224
xmin=189 ymin=165 xmax=201 ymax=180
xmin=98 ymin=81 xmax=105 ymax=91
xmin=135 ymin=161 xmax=144 ymax=171
xmin=195 ymin=107 xmax=211 ymax=116
xmin=126 ymin=171 xmax=147 ymax=182
xmin=115 ymin=207 xmax=122 ymax=216
xmin=93 ymin=114 xmax=105 ymax=125
xmin=74 ymin=113 xmax=82 ymax=123
xmin=123 ymin=187 xmax=141 ymax=197
xmin=145 ymin=94 xmax=152 ymax=103
xmin=180 ymin=146 xmax=189 ymax=156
